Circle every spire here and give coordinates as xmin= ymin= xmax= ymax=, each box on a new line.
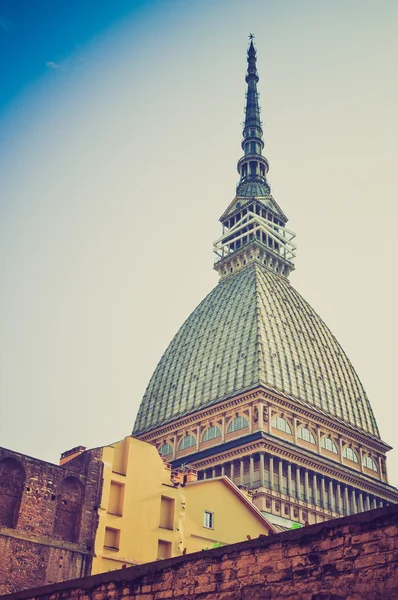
xmin=236 ymin=37 xmax=270 ymax=197
xmin=213 ymin=38 xmax=297 ymax=280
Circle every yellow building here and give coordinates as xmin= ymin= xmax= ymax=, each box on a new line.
xmin=89 ymin=436 xmax=273 ymax=574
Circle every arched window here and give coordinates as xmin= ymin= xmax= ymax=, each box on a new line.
xmin=363 ymin=456 xmax=378 ymax=471
xmin=321 ymin=437 xmax=338 ymax=454
xmin=159 ymin=443 xmax=173 ymax=456
xmin=202 ymin=426 xmax=221 ymax=442
xmin=272 ymin=416 xmax=292 ymax=434
xmin=343 ymin=447 xmax=359 ymax=463
xmin=54 ymin=477 xmax=83 ymax=542
xmin=0 ymin=458 xmax=25 ymax=528
xmin=297 ymin=427 xmax=316 ymax=444
xmin=178 ymin=435 xmax=196 ymax=451
xmin=227 ymin=416 xmax=249 ymax=433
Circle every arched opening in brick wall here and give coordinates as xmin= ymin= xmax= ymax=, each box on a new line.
xmin=53 ymin=476 xmax=83 ymax=542
xmin=0 ymin=457 xmax=26 ymax=528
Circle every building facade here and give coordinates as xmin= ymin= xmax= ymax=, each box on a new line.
xmin=81 ymin=436 xmax=273 ymax=574
xmin=0 ymin=435 xmax=273 ymax=594
xmin=0 ymin=446 xmax=103 ymax=595
xmin=133 ymin=40 xmax=398 ymax=528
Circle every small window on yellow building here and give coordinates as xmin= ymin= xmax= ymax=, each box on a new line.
xmin=112 ymin=442 xmax=127 ymax=475
xmin=159 ymin=496 xmax=175 ymax=530
xmin=108 ymin=481 xmax=124 ymax=516
xmin=204 ymin=510 xmax=214 ymax=529
xmin=104 ymin=527 xmax=120 ymax=551
xmin=157 ymin=539 xmax=172 ymax=559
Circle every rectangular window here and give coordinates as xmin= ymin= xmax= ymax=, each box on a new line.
xmin=159 ymin=496 xmax=175 ymax=530
xmin=108 ymin=481 xmax=124 ymax=516
xmin=104 ymin=527 xmax=120 ymax=551
xmin=203 ymin=510 xmax=214 ymax=529
xmin=112 ymin=442 xmax=127 ymax=475
xmin=157 ymin=539 xmax=172 ymax=560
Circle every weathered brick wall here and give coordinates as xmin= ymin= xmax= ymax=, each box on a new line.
xmin=0 ymin=447 xmax=103 ymax=595
xmin=2 ymin=503 xmax=397 ymax=600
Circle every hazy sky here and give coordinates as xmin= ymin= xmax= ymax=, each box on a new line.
xmin=1 ymin=1 xmax=398 ymax=488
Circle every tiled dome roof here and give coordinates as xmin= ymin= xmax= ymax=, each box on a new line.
xmin=133 ymin=263 xmax=379 ymax=438
xmin=236 ymin=181 xmax=270 ymax=197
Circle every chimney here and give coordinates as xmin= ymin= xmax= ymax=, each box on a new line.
xmin=171 ymin=469 xmax=184 ymax=485
xmin=59 ymin=445 xmax=86 ymax=466
xmin=184 ymin=469 xmax=198 ymax=483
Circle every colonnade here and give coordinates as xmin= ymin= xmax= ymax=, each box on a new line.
xmin=199 ymin=453 xmax=385 ymax=516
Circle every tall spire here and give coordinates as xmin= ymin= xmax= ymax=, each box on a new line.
xmin=237 ymin=38 xmax=270 ymax=197
xmin=213 ymin=38 xmax=296 ymax=280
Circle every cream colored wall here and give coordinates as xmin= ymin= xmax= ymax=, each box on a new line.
xmin=92 ymin=436 xmax=180 ymax=574
xmin=182 ymin=480 xmax=269 ymax=553
xmin=92 ymin=436 xmax=270 ymax=575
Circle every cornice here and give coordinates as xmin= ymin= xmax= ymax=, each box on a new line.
xmin=139 ymin=385 xmax=388 ymax=458
xmin=188 ymin=437 xmax=398 ymax=502
xmin=260 ymin=389 xmax=389 ymax=453
xmin=138 ymin=388 xmax=264 ymax=442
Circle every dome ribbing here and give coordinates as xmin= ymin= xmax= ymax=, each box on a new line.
xmin=133 ymin=263 xmax=379 ymax=438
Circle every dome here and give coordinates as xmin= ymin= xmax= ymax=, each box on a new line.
xmin=133 ymin=263 xmax=379 ymax=439
xmin=236 ymin=181 xmax=270 ymax=196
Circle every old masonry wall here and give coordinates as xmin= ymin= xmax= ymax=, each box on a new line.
xmin=2 ymin=503 xmax=398 ymax=600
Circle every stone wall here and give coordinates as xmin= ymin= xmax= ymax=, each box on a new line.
xmin=2 ymin=503 xmax=397 ymax=600
xmin=0 ymin=447 xmax=103 ymax=595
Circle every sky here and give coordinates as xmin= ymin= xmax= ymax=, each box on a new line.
xmin=0 ymin=0 xmax=398 ymax=488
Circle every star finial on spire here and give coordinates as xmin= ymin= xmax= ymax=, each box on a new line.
xmin=249 ymin=33 xmax=255 ymax=40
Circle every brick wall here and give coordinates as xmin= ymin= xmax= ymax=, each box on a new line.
xmin=0 ymin=447 xmax=103 ymax=595
xmin=2 ymin=503 xmax=397 ymax=600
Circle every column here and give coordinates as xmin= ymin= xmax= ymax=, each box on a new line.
xmin=312 ymin=474 xmax=317 ymax=506
xmin=221 ymin=416 xmax=225 ymax=442
xmin=196 ymin=426 xmax=200 ymax=451
xmin=287 ymin=463 xmax=292 ymax=497
xmin=351 ymin=489 xmax=357 ymax=514
xmin=269 ymin=456 xmax=274 ymax=490
xmin=379 ymin=500 xmax=384 ymax=508
xmin=293 ymin=418 xmax=298 ymax=444
xmin=212 ymin=468 xmax=216 ymax=479
xmin=358 ymin=493 xmax=364 ymax=512
xmin=321 ymin=477 xmax=326 ymax=508
xmin=328 ymin=480 xmax=334 ymax=511
xmin=249 ymin=456 xmax=255 ymax=487
xmin=259 ymin=453 xmax=265 ymax=486
xmin=378 ymin=457 xmax=383 ymax=481
xmin=172 ymin=436 xmax=176 ymax=460
xmin=296 ymin=467 xmax=301 ymax=500
xmin=337 ymin=483 xmax=342 ymax=514
xmin=221 ymin=464 xmax=225 ymax=477
xmin=344 ymin=487 xmax=350 ymax=515
xmin=279 ymin=459 xmax=284 ymax=493
xmin=372 ymin=498 xmax=377 ymax=510
xmin=339 ymin=438 xmax=344 ymax=462
xmin=230 ymin=462 xmax=235 ymax=483
xmin=203 ymin=470 xmax=207 ymax=480
xmin=240 ymin=459 xmax=244 ymax=486
xmin=258 ymin=403 xmax=264 ymax=430
xmin=248 ymin=407 xmax=252 ymax=433
xmin=268 ymin=406 xmax=272 ymax=433
xmin=304 ymin=471 xmax=309 ymax=502
xmin=365 ymin=496 xmax=371 ymax=511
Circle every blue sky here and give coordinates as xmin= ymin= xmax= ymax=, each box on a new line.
xmin=0 ymin=0 xmax=150 ymax=111
xmin=1 ymin=1 xmax=398 ymax=487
